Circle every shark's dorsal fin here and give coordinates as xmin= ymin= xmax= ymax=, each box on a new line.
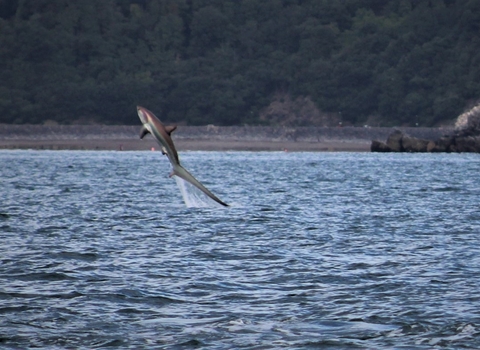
xmin=140 ymin=126 xmax=150 ymax=139
xmin=165 ymin=125 xmax=177 ymax=135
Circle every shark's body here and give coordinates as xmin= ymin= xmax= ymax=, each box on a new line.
xmin=137 ymin=106 xmax=228 ymax=207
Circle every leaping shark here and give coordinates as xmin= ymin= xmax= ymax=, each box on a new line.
xmin=137 ymin=106 xmax=229 ymax=207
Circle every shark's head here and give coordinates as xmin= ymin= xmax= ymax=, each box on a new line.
xmin=137 ymin=106 xmax=150 ymax=125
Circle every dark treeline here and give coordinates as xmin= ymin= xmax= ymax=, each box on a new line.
xmin=1 ymin=0 xmax=479 ymax=126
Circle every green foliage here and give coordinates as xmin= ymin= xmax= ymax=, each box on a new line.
xmin=0 ymin=0 xmax=478 ymax=126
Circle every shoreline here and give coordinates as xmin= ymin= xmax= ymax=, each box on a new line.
xmin=0 ymin=125 xmax=453 ymax=152
xmin=0 ymin=139 xmax=371 ymax=152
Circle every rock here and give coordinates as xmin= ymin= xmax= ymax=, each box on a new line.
xmin=426 ymin=141 xmax=436 ymax=152
xmin=427 ymin=136 xmax=454 ymax=152
xmin=455 ymin=136 xmax=480 ymax=153
xmin=370 ymin=140 xmax=391 ymax=152
xmin=372 ymin=129 xmax=443 ymax=153
xmin=452 ymin=102 xmax=480 ymax=152
xmin=455 ymin=104 xmax=480 ymax=131
xmin=385 ymin=130 xmax=404 ymax=152
xmin=402 ymin=134 xmax=429 ymax=152
xmin=370 ymin=111 xmax=480 ymax=152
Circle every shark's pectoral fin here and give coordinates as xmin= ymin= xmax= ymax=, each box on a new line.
xmin=169 ymin=170 xmax=175 ymax=178
xmin=165 ymin=125 xmax=177 ymax=135
xmin=140 ymin=126 xmax=150 ymax=139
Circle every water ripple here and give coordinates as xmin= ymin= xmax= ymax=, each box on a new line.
xmin=0 ymin=151 xmax=479 ymax=348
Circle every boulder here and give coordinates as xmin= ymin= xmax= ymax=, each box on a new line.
xmin=402 ymin=134 xmax=429 ymax=152
xmin=385 ymin=130 xmax=404 ymax=152
xmin=427 ymin=136 xmax=454 ymax=153
xmin=455 ymin=136 xmax=480 ymax=153
xmin=370 ymin=140 xmax=391 ymax=152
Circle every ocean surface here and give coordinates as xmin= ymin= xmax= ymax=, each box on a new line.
xmin=1 ymin=150 xmax=479 ymax=349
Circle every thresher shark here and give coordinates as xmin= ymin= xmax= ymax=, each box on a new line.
xmin=137 ymin=106 xmax=229 ymax=207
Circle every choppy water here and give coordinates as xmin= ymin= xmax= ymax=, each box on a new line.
xmin=1 ymin=150 xmax=479 ymax=349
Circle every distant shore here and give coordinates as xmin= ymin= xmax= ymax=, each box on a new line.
xmin=0 ymin=125 xmax=453 ymax=152
xmin=0 ymin=138 xmax=372 ymax=152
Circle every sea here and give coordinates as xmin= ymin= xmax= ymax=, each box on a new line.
xmin=0 ymin=150 xmax=479 ymax=349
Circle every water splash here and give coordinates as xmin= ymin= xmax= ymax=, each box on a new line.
xmin=174 ymin=176 xmax=224 ymax=208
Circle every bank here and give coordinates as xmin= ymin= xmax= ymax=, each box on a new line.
xmin=0 ymin=125 xmax=453 ymax=152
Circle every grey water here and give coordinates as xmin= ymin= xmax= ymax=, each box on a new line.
xmin=1 ymin=150 xmax=479 ymax=349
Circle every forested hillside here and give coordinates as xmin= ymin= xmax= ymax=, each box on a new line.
xmin=1 ymin=0 xmax=479 ymax=126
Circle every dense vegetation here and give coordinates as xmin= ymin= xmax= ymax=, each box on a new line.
xmin=1 ymin=0 xmax=479 ymax=126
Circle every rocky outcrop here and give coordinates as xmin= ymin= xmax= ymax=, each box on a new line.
xmin=372 ymin=129 xmax=480 ymax=153
xmin=386 ymin=129 xmax=404 ymax=151
xmin=372 ymin=102 xmax=480 ymax=153
xmin=402 ymin=134 xmax=430 ymax=152
xmin=426 ymin=136 xmax=453 ymax=152
xmin=455 ymin=103 xmax=480 ymax=131
xmin=371 ymin=130 xmax=431 ymax=152
xmin=370 ymin=140 xmax=392 ymax=152
xmin=455 ymin=136 xmax=480 ymax=153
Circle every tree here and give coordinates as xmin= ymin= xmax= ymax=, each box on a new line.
xmin=0 ymin=0 xmax=479 ymax=126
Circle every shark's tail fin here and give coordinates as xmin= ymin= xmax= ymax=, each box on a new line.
xmin=172 ymin=165 xmax=229 ymax=207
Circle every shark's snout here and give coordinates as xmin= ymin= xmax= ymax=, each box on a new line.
xmin=137 ymin=106 xmax=149 ymax=124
